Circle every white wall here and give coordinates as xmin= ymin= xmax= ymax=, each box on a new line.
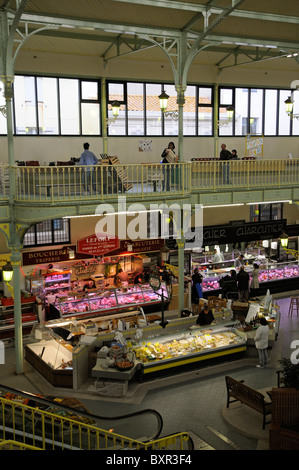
xmin=0 ymin=51 xmax=295 ymax=164
xmin=0 ymin=135 xmax=297 ymax=165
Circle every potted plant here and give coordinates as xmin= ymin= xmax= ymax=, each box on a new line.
xmin=278 ymin=358 xmax=299 ymax=389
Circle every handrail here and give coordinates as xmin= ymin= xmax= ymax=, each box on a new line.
xmin=0 ymin=159 xmax=298 ymax=204
xmin=0 ymin=394 xmax=193 ymax=450
xmin=0 ymin=383 xmax=163 ymax=442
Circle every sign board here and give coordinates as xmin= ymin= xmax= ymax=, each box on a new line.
xmin=77 ymin=234 xmax=119 ymax=256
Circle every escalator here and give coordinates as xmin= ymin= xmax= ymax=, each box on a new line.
xmin=0 ymin=384 xmax=194 ymax=450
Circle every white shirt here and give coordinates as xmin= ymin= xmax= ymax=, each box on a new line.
xmin=254 ymin=324 xmax=269 ymax=349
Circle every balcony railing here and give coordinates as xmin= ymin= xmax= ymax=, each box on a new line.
xmin=0 ymin=159 xmax=298 ymax=203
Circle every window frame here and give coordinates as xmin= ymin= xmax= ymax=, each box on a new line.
xmin=23 ymin=218 xmax=71 ymax=247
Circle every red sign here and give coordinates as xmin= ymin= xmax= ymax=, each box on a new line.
xmin=77 ymin=234 xmax=119 ymax=256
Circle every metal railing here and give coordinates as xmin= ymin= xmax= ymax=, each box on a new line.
xmin=0 ymin=395 xmax=193 ymax=450
xmin=0 ymin=159 xmax=298 ymax=203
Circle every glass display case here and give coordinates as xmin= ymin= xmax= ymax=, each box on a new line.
xmin=47 ymin=283 xmax=170 ymax=321
xmin=132 ymin=324 xmax=246 ymax=377
xmin=43 ymin=270 xmax=71 ymax=297
xmin=201 ymin=261 xmax=299 ymax=295
xmin=0 ymin=296 xmax=38 ymax=339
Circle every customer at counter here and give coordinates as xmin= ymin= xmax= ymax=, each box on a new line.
xmin=220 ymin=269 xmax=238 ymax=299
xmin=236 ymin=266 xmax=250 ymax=302
xmin=250 ymin=263 xmax=260 ymax=300
xmin=196 ymin=304 xmax=215 ymax=326
xmin=191 ymin=268 xmax=203 ymax=304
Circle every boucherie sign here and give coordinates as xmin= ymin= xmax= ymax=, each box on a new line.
xmin=77 ymin=234 xmax=120 ymax=256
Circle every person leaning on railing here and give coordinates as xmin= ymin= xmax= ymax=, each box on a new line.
xmin=78 ymin=142 xmax=99 ymax=194
xmin=219 ymin=143 xmax=232 ymax=184
xmin=161 ymin=141 xmax=178 ymax=191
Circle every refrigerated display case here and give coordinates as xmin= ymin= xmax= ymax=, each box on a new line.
xmin=0 ymin=295 xmax=37 ymax=339
xmin=201 ymin=261 xmax=299 ymax=296
xmin=43 ymin=270 xmax=71 ymax=297
xmin=132 ymin=324 xmax=246 ymax=378
xmin=25 ymin=275 xmax=44 ymax=297
xmin=46 ymin=282 xmax=171 ymax=321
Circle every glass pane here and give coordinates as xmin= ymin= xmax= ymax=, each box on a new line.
xmin=164 ymin=84 xmax=178 ymax=136
xmin=264 ymin=89 xmax=277 ymax=135
xmin=291 ymin=89 xmax=299 ymax=136
xmin=37 ymin=77 xmax=59 ymax=135
xmin=23 ymin=225 xmax=35 ymax=246
xmin=36 ymin=220 xmax=52 ymax=245
xmin=81 ymin=103 xmax=100 ymax=134
xmin=183 ymin=85 xmax=196 ymax=135
xmin=59 ymin=79 xmax=80 ymax=135
xmin=53 ymin=218 xmax=70 ymax=243
xmin=127 ymin=82 xmax=144 ymax=136
xmin=218 ymin=106 xmax=233 ymax=136
xmin=278 ymin=90 xmax=291 ymax=135
xmin=220 ymin=88 xmax=233 ymax=105
xmin=108 ymin=82 xmax=125 ymax=135
xmin=250 ymin=89 xmax=263 ymax=135
xmin=108 ymin=82 xmax=124 ymax=102
xmin=198 ymin=87 xmax=212 ymax=136
xmin=260 ymin=204 xmax=271 ymax=221
xmin=14 ymin=76 xmax=37 ymax=134
xmin=146 ymin=83 xmax=162 ymax=135
xmin=271 ymin=203 xmax=282 ymax=220
xmin=81 ymin=81 xmax=98 ymax=100
xmin=235 ymin=88 xmax=248 ymax=136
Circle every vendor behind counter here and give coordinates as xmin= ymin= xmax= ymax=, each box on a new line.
xmin=196 ymin=304 xmax=215 ymax=326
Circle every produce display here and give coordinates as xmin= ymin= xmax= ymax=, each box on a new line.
xmin=134 ymin=330 xmax=243 ymax=363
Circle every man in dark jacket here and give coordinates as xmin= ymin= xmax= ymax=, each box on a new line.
xmin=219 ymin=143 xmax=232 ymax=184
xmin=236 ymin=266 xmax=250 ymax=302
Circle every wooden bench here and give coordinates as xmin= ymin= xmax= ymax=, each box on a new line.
xmin=225 ymin=375 xmax=272 ymax=429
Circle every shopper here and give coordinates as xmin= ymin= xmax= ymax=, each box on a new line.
xmin=231 ymin=149 xmax=239 ymax=159
xmin=191 ymin=268 xmax=203 ymax=304
xmin=236 ymin=266 xmax=250 ymax=302
xmin=220 ymin=269 xmax=238 ymax=299
xmin=219 ymin=143 xmax=232 ymax=184
xmin=254 ymin=316 xmax=269 ymax=368
xmin=250 ymin=263 xmax=260 ymax=300
xmin=79 ymin=142 xmax=99 ymax=193
xmin=196 ymin=304 xmax=215 ymax=326
xmin=161 ymin=142 xmax=178 ymax=191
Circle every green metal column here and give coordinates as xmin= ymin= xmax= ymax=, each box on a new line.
xmin=101 ymin=78 xmax=108 ymax=155
xmin=11 ymin=248 xmax=23 ymax=374
xmin=177 ymin=230 xmax=185 ymax=315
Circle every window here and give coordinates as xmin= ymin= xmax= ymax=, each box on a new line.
xmin=146 ymin=83 xmax=162 ymax=136
xmin=59 ymin=79 xmax=80 ymax=135
xmin=218 ymin=87 xmax=233 ymax=136
xmin=127 ymin=82 xmax=144 ymax=136
xmin=278 ymin=90 xmax=291 ymax=136
xmin=197 ymin=86 xmax=213 ymax=136
xmin=249 ymin=89 xmax=263 ymax=135
xmin=23 ymin=218 xmax=70 ymax=247
xmin=163 ymin=84 xmax=178 ymax=136
xmin=264 ymin=89 xmax=277 ymax=135
xmin=249 ymin=203 xmax=283 ymax=222
xmin=37 ymin=77 xmax=59 ymax=135
xmin=14 ymin=76 xmax=37 ymax=134
xmin=183 ymin=85 xmax=196 ymax=135
xmin=80 ymin=80 xmax=100 ymax=135
xmin=107 ymin=82 xmax=126 ymax=135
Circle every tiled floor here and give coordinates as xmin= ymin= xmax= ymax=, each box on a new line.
xmin=0 ymin=292 xmax=298 ymax=450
